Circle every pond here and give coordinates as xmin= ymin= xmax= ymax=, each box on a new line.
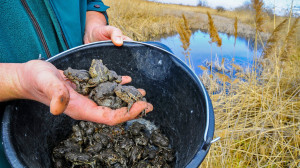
xmin=156 ymin=30 xmax=262 ymax=76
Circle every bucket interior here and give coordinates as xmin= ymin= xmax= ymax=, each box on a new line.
xmin=2 ymin=41 xmax=213 ymax=168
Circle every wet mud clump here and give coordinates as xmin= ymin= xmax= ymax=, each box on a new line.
xmin=52 ymin=59 xmax=175 ymax=167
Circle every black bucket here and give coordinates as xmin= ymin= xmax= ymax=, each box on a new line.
xmin=2 ymin=41 xmax=215 ymax=168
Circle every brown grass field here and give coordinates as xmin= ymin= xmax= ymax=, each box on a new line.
xmin=104 ymin=0 xmax=300 ymax=167
xmin=103 ymin=0 xmax=292 ymax=41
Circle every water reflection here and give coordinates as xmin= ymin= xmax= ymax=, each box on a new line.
xmin=157 ymin=30 xmax=262 ymax=76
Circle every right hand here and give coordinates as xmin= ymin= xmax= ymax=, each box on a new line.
xmin=16 ymin=60 xmax=153 ymax=125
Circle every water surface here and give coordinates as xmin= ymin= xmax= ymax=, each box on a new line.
xmin=157 ymin=30 xmax=262 ymax=76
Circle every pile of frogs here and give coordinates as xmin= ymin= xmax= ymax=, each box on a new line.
xmin=52 ymin=121 xmax=174 ymax=168
xmin=52 ymin=59 xmax=175 ymax=168
xmin=63 ymin=59 xmax=146 ymax=110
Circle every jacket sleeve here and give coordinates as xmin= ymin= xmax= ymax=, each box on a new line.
xmin=87 ymin=0 xmax=110 ymax=24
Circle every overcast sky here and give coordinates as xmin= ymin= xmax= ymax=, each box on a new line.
xmin=148 ymin=0 xmax=299 ymax=14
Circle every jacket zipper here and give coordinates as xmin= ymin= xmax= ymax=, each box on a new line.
xmin=20 ymin=0 xmax=51 ymax=58
xmin=58 ymin=22 xmax=69 ymax=49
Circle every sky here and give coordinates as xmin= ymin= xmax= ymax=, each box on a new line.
xmin=148 ymin=0 xmax=300 ymax=15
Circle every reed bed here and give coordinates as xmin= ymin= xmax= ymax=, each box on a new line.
xmin=103 ymin=0 xmax=276 ymax=41
xmin=200 ymin=1 xmax=300 ymax=167
xmin=104 ymin=0 xmax=300 ymax=167
xmin=103 ymin=0 xmax=180 ymax=41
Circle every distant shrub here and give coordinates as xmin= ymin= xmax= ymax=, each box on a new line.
xmin=235 ymin=1 xmax=252 ymax=11
xmin=216 ymin=6 xmax=225 ymax=12
xmin=197 ymin=0 xmax=207 ymax=7
xmin=263 ymin=8 xmax=274 ymax=18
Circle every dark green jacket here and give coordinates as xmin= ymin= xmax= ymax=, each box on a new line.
xmin=0 ymin=0 xmax=109 ymax=63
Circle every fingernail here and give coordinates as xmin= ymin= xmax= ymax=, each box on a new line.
xmin=115 ymin=36 xmax=122 ymax=44
xmin=146 ymin=103 xmax=153 ymax=112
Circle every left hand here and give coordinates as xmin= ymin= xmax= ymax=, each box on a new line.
xmin=84 ymin=11 xmax=132 ymax=46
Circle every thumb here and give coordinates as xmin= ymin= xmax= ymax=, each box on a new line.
xmin=104 ymin=26 xmax=124 ymax=46
xmin=38 ymin=73 xmax=70 ymax=115
xmin=48 ymin=84 xmax=70 ymax=115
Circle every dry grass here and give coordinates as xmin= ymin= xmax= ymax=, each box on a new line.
xmin=200 ymin=56 xmax=300 ymax=167
xmin=199 ymin=13 xmax=300 ymax=168
xmin=103 ymin=0 xmax=280 ymax=41
xmin=103 ymin=0 xmax=181 ymax=41
xmin=200 ymin=16 xmax=300 ymax=167
xmin=103 ymin=0 xmax=300 ymax=167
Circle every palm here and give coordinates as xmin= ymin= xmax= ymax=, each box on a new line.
xmin=62 ymin=74 xmax=151 ymax=125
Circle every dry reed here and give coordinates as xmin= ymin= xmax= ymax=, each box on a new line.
xmin=263 ymin=19 xmax=288 ymax=59
xmin=176 ymin=14 xmax=192 ymax=51
xmin=252 ymin=0 xmax=264 ymax=33
xmin=207 ymin=12 xmax=222 ymax=47
xmin=176 ymin=14 xmax=193 ymax=68
xmin=280 ymin=17 xmax=299 ymax=61
xmin=234 ymin=17 xmax=238 ymax=46
xmin=200 ymin=5 xmax=299 ymax=168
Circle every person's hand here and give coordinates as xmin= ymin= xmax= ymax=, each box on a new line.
xmin=16 ymin=60 xmax=153 ymax=125
xmin=84 ymin=11 xmax=132 ymax=46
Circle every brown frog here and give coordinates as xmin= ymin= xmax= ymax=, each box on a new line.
xmin=114 ymin=85 xmax=146 ymax=112
xmin=63 ymin=67 xmax=91 ymax=95
xmin=108 ymin=70 xmax=122 ymax=83
xmin=88 ymin=59 xmax=122 ymax=87
xmin=118 ymin=136 xmax=135 ymax=154
xmin=89 ymin=81 xmax=125 ymax=108
xmin=129 ymin=146 xmax=143 ymax=164
xmin=65 ymin=152 xmax=96 ymax=168
xmin=53 ymin=146 xmax=73 ymax=159
xmin=134 ymin=160 xmax=152 ymax=168
xmin=94 ymin=149 xmax=126 ymax=166
xmin=52 ymin=158 xmax=68 ymax=168
xmin=129 ymin=122 xmax=146 ymax=136
xmin=150 ymin=130 xmax=169 ymax=147
xmin=161 ymin=148 xmax=175 ymax=163
xmin=151 ymin=155 xmax=168 ymax=168
xmin=134 ymin=133 xmax=149 ymax=146
xmin=84 ymin=142 xmax=103 ymax=155
xmin=88 ymin=59 xmax=110 ymax=87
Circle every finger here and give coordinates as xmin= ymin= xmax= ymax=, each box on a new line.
xmin=64 ymin=80 xmax=76 ymax=90
xmin=145 ymin=103 xmax=154 ymax=113
xmin=137 ymin=89 xmax=146 ymax=96
xmin=50 ymin=88 xmax=70 ymax=115
xmin=129 ymin=101 xmax=153 ymax=115
xmin=120 ymin=76 xmax=132 ymax=85
xmin=122 ymin=36 xmax=133 ymax=41
xmin=111 ymin=101 xmax=150 ymax=125
xmin=38 ymin=74 xmax=70 ymax=115
xmin=58 ymin=70 xmax=65 ymax=78
xmin=83 ymin=102 xmax=152 ymax=126
xmin=58 ymin=69 xmax=76 ymax=89
xmin=106 ymin=27 xmax=124 ymax=47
